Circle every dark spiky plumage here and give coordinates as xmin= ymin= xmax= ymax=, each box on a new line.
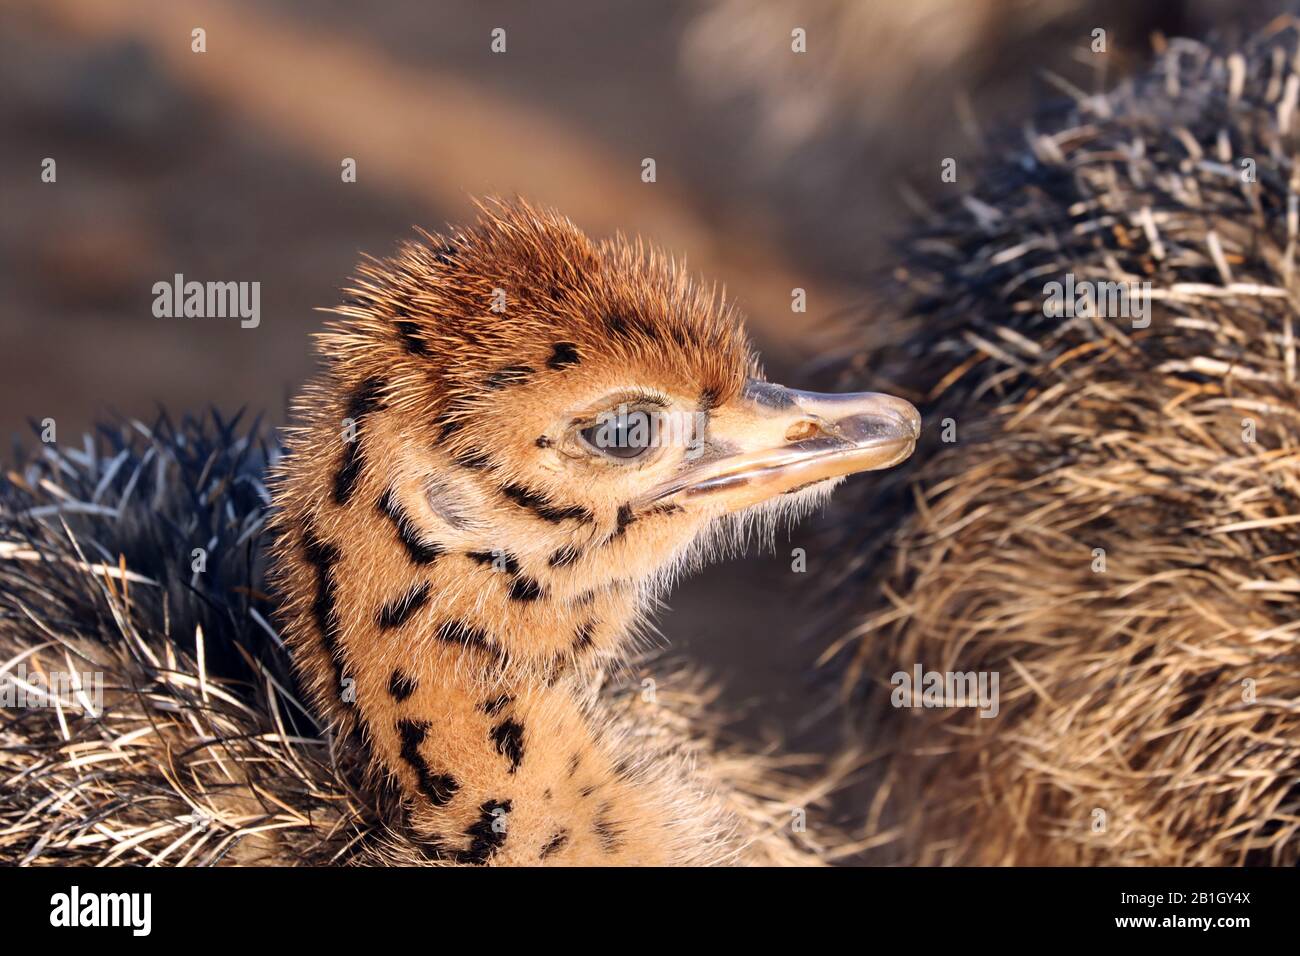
xmin=827 ymin=24 xmax=1300 ymax=866
xmin=0 ymin=413 xmax=376 ymax=865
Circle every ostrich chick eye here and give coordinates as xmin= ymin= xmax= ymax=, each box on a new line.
xmin=578 ymin=408 xmax=658 ymax=461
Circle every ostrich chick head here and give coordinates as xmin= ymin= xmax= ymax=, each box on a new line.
xmin=296 ymin=201 xmax=917 ymax=609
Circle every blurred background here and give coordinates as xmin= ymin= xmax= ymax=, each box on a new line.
xmin=0 ymin=0 xmax=1273 ymax=755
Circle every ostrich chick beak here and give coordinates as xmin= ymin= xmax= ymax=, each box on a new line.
xmin=646 ymin=379 xmax=921 ymax=513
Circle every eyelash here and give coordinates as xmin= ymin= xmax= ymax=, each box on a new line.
xmin=619 ymin=389 xmax=670 ymax=409
xmin=576 ymin=391 xmax=670 ymax=424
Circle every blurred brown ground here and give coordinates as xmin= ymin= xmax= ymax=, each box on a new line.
xmin=0 ymin=0 xmax=1251 ymax=816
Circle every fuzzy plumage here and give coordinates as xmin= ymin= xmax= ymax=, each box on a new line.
xmin=328 ymin=199 xmax=754 ymax=429
xmin=0 ymin=414 xmax=839 ymax=865
xmin=828 ymin=24 xmax=1300 ymax=865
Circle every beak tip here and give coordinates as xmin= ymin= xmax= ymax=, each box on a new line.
xmin=888 ymin=395 xmax=922 ymax=437
xmin=842 ymin=393 xmax=921 ymax=447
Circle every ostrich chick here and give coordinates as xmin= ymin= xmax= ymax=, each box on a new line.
xmin=271 ymin=201 xmax=919 ymax=865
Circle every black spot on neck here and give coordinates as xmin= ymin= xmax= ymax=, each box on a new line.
xmin=377 ymin=581 xmax=431 ymax=630
xmin=547 ymin=342 xmax=580 ymax=370
xmin=489 ymin=718 xmax=525 ymax=773
xmin=333 ymin=377 xmax=386 ymax=506
xmin=436 ymin=619 xmax=495 ymax=655
xmin=378 ymin=488 xmax=444 ymax=564
xmin=396 ymin=718 xmax=460 ymax=807
xmin=539 ymin=830 xmax=569 ymax=860
xmin=485 ymin=365 xmax=534 ymax=390
xmin=302 ymin=526 xmax=340 ymax=570
xmin=452 ymin=447 xmax=493 ymax=470
xmin=543 ymin=653 xmax=570 ymax=686
xmin=456 ymin=799 xmax=512 ymax=865
xmin=535 ymin=435 xmax=552 ymax=449
xmin=395 ymin=320 xmax=430 ymax=356
xmin=481 ymin=694 xmax=513 ymax=717
xmin=435 ymin=413 xmax=463 ymax=441
xmin=466 ymin=549 xmax=521 ymax=575
xmin=607 ymin=504 xmax=637 ymax=541
xmin=347 ymin=376 xmax=386 ymax=420
xmin=302 ymin=527 xmax=348 ymax=695
xmin=333 ymin=443 xmax=365 ymax=506
xmin=389 ymin=669 xmax=418 ymax=702
xmin=500 ymin=483 xmax=594 ymax=524
xmin=606 ymin=311 xmax=629 ymax=337
xmin=606 ymin=310 xmax=653 ymax=340
xmin=467 ymin=550 xmax=547 ymax=602
xmin=591 ymin=803 xmax=625 ymax=853
xmin=548 ymin=546 xmax=580 ymax=568
xmin=574 ymin=620 xmax=596 ymax=651
xmin=508 ymin=576 xmax=543 ymax=602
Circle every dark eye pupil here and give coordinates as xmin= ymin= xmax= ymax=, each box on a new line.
xmin=581 ymin=416 xmax=651 ymax=459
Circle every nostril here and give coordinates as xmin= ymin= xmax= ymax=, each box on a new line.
xmin=784 ymin=419 xmax=821 ymax=443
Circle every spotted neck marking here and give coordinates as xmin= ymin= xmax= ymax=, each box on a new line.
xmin=281 ymin=379 xmax=706 ymax=865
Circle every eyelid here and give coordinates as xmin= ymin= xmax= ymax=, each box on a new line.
xmin=564 ymin=391 xmax=673 ymax=462
xmin=569 ymin=394 xmax=670 ymax=429
xmin=631 ymin=390 xmax=671 ymax=408
xmin=594 ymin=389 xmax=672 ymax=411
